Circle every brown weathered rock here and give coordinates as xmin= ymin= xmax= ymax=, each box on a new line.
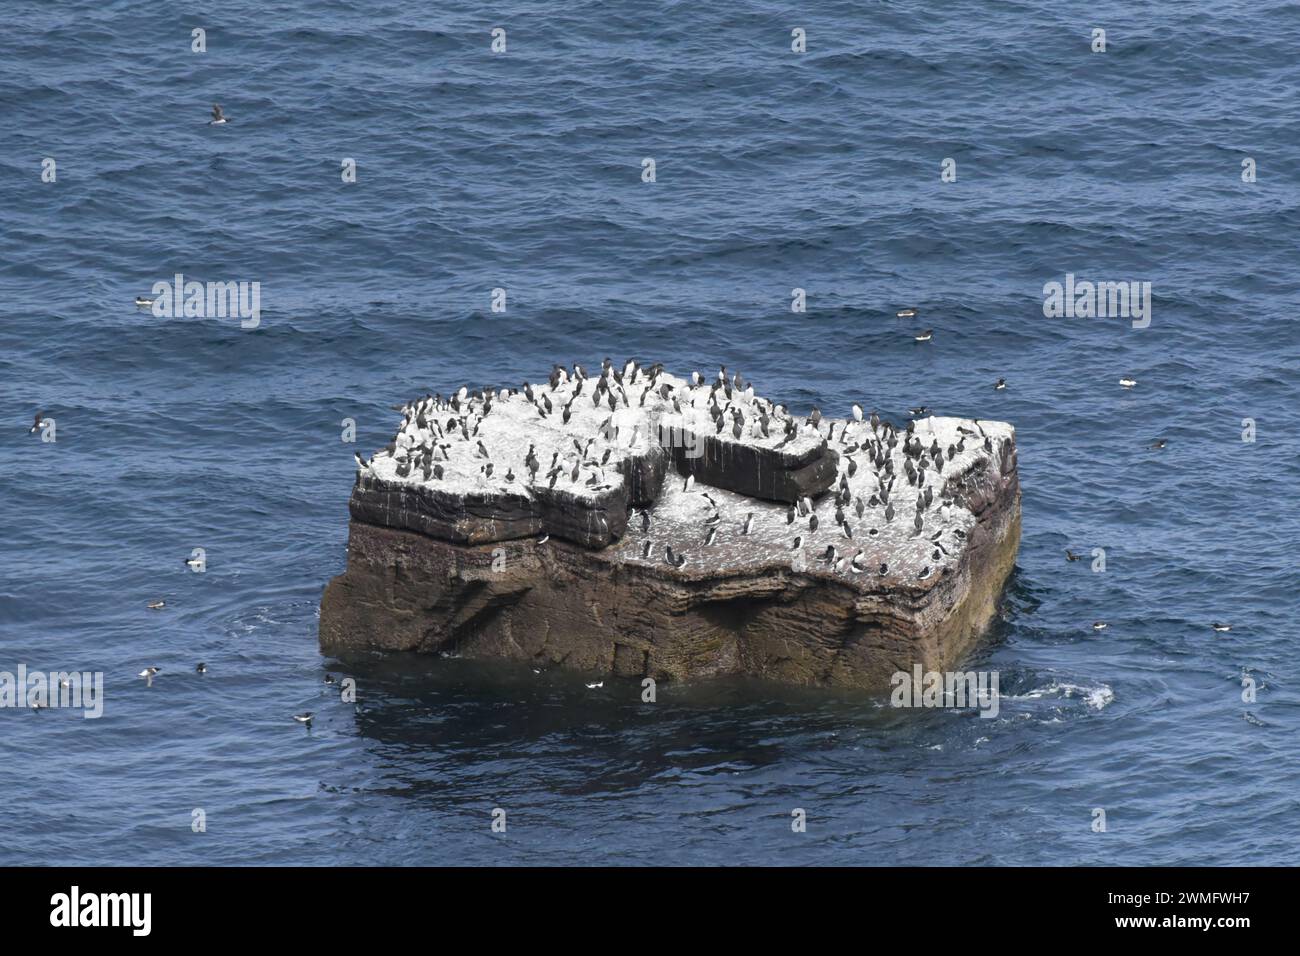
xmin=320 ymin=365 xmax=1022 ymax=689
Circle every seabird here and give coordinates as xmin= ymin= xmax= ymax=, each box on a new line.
xmin=741 ymin=513 xmax=754 ymax=535
xmin=1092 ymin=621 xmax=1108 ymax=630
xmin=209 ymin=103 xmax=229 ymax=125
xmin=184 ymin=554 xmax=203 ymax=570
xmin=851 ymin=403 xmax=864 ymax=421
xmin=684 ymin=474 xmax=695 ymax=493
xmin=896 ymin=308 xmax=917 ymax=318
xmin=1211 ymin=622 xmax=1232 ymax=632
xmin=640 ymin=539 xmax=653 ymax=559
xmin=195 ymin=662 xmax=208 ymax=674
xmin=790 ymin=536 xmax=803 ymax=551
xmin=138 ymin=666 xmax=160 ymax=679
xmin=134 ymin=296 xmax=155 ymax=308
xmin=28 ymin=411 xmax=44 ymax=434
xmin=914 ymin=329 xmax=933 ymax=342
xmin=586 ymin=681 xmax=604 ymax=689
xmin=1065 ymin=549 xmax=1082 ymax=562
xmin=1119 ymin=378 xmax=1137 ymax=389
xmin=809 ymin=514 xmax=819 ymax=532
xmin=293 ymin=712 xmax=314 ymax=725
xmin=704 ymin=526 xmax=718 ymax=546
xmin=993 ymin=378 xmax=1006 ymax=390
xmin=324 ymin=674 xmax=338 ymax=685
xmin=1149 ymin=439 xmax=1167 ymax=449
xmin=146 ymin=600 xmax=166 ymax=610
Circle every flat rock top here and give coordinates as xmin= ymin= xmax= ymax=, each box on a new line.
xmin=355 ymin=361 xmax=1016 ymax=574
xmin=361 ymin=363 xmax=823 ymax=502
xmin=610 ymin=414 xmax=1014 ymax=592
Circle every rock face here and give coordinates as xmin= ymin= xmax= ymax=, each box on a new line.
xmin=320 ymin=362 xmax=1022 ymax=689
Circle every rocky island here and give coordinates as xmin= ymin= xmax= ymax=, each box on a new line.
xmin=319 ymin=360 xmax=1021 ymax=689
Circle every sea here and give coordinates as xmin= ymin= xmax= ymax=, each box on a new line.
xmin=1 ymin=0 xmax=1297 ymax=866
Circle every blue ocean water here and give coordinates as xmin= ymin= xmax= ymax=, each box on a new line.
xmin=2 ymin=0 xmax=1298 ymax=866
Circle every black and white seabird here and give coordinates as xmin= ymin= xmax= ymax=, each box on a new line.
xmin=134 ymin=296 xmax=155 ymax=308
xmin=1149 ymin=439 xmax=1167 ymax=449
xmin=1092 ymin=621 xmax=1108 ymax=630
xmin=896 ymin=308 xmax=917 ymax=318
xmin=1211 ymin=622 xmax=1232 ymax=632
xmin=184 ymin=554 xmax=203 ymax=570
xmin=195 ymin=662 xmax=208 ymax=674
xmin=146 ymin=599 xmax=165 ymax=610
xmin=741 ymin=513 xmax=754 ymax=535
xmin=293 ymin=712 xmax=314 ymax=725
xmin=1119 ymin=378 xmax=1137 ymax=389
xmin=993 ymin=378 xmax=1006 ymax=390
xmin=1065 ymin=549 xmax=1081 ymax=562
xmin=209 ymin=103 xmax=229 ymax=125
xmin=138 ymin=666 xmax=160 ymax=681
xmin=29 ymin=411 xmax=44 ymax=434
xmin=914 ymin=329 xmax=933 ymax=342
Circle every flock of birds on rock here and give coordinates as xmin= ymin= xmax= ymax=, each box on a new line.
xmin=629 ymin=402 xmax=998 ymax=583
xmin=353 ymin=358 xmax=847 ymax=497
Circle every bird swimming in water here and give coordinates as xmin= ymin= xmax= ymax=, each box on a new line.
xmin=184 ymin=554 xmax=203 ymax=570
xmin=29 ymin=411 xmax=45 ymax=434
xmin=209 ymin=103 xmax=229 ymax=125
xmin=195 ymin=662 xmax=208 ymax=674
xmin=134 ymin=296 xmax=155 ymax=308
xmin=1119 ymin=378 xmax=1137 ymax=389
xmin=896 ymin=308 xmax=917 ymax=318
xmin=1092 ymin=621 xmax=1108 ymax=630
xmin=1211 ymin=622 xmax=1232 ymax=632
xmin=146 ymin=599 xmax=165 ymax=610
xmin=1149 ymin=439 xmax=1167 ymax=449
xmin=138 ymin=667 xmax=160 ymax=685
xmin=1065 ymin=549 xmax=1081 ymax=562
xmin=914 ymin=329 xmax=933 ymax=342
xmin=293 ymin=712 xmax=313 ymax=726
xmin=585 ymin=681 xmax=603 ymax=689
xmin=993 ymin=378 xmax=1006 ymax=390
